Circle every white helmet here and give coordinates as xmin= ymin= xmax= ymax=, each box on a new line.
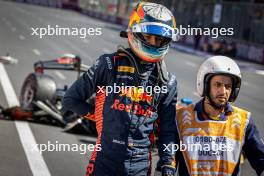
xmin=197 ymin=56 xmax=242 ymax=102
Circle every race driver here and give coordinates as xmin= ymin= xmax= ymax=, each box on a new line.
xmin=62 ymin=2 xmax=178 ymax=176
xmin=174 ymin=56 xmax=264 ymax=175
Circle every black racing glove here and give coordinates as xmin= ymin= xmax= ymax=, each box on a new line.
xmin=161 ymin=166 xmax=176 ymax=176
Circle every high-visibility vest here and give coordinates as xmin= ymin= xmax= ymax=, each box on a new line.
xmin=176 ymin=104 xmax=250 ymax=176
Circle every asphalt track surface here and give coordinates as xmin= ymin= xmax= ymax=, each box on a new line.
xmin=0 ymin=1 xmax=264 ymax=176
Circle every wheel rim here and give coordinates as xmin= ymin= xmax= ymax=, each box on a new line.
xmin=22 ymin=82 xmax=35 ymax=109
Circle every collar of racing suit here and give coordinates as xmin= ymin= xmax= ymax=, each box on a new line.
xmin=116 ymin=46 xmax=169 ymax=84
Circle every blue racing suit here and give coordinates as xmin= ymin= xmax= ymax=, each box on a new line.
xmin=62 ymin=48 xmax=177 ymax=176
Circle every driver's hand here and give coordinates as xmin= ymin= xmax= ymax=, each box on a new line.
xmin=161 ymin=166 xmax=175 ymax=176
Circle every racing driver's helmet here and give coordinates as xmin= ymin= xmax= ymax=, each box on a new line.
xmin=127 ymin=2 xmax=177 ymax=63
xmin=197 ymin=56 xmax=242 ymax=102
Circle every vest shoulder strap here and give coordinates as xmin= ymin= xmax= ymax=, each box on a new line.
xmin=231 ymin=105 xmax=249 ymax=116
xmin=177 ymin=104 xmax=195 ymax=115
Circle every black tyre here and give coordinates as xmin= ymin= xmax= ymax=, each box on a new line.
xmin=20 ymin=73 xmax=57 ymax=111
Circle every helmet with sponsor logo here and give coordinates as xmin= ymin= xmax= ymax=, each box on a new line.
xmin=126 ymin=2 xmax=177 ymax=63
xmin=197 ymin=56 xmax=241 ymax=102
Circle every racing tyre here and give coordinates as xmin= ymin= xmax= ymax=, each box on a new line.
xmin=20 ymin=73 xmax=57 ymax=111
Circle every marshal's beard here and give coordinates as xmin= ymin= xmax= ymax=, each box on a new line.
xmin=206 ymin=95 xmax=227 ymax=110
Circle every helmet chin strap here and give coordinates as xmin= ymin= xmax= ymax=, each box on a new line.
xmin=117 ymin=45 xmax=169 ymax=84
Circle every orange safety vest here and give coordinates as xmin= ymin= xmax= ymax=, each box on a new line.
xmin=176 ymin=104 xmax=250 ymax=176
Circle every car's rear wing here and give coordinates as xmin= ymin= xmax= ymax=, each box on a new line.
xmin=34 ymin=55 xmax=90 ymax=77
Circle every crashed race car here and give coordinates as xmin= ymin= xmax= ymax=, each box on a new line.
xmin=1 ymin=54 xmax=194 ymax=136
xmin=18 ymin=54 xmax=97 ymax=135
xmin=0 ymin=54 xmax=193 ymax=136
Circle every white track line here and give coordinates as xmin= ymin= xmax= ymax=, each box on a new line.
xmin=33 ymin=49 xmax=41 ymax=56
xmin=0 ymin=63 xmax=19 ymax=107
xmin=16 ymin=122 xmax=51 ymax=176
xmin=0 ymin=63 xmax=51 ymax=176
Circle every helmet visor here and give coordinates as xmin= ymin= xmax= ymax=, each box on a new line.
xmin=135 ymin=33 xmax=171 ymax=48
xmin=131 ymin=22 xmax=176 ymax=41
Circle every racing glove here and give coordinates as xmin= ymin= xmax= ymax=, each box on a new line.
xmin=161 ymin=166 xmax=176 ymax=176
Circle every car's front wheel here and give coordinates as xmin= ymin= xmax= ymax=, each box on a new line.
xmin=20 ymin=73 xmax=57 ymax=111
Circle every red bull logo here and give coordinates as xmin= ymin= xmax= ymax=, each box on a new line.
xmin=119 ymin=87 xmax=153 ymax=105
xmin=110 ymin=87 xmax=154 ymax=117
xmin=111 ymin=100 xmax=153 ymax=118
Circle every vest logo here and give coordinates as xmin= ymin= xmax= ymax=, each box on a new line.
xmin=182 ymin=110 xmax=192 ymax=126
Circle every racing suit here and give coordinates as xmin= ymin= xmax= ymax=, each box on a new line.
xmin=174 ymin=99 xmax=264 ymax=176
xmin=62 ymin=48 xmax=177 ymax=176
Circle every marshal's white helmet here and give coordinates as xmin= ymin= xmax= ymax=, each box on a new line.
xmin=197 ymin=56 xmax=242 ymax=102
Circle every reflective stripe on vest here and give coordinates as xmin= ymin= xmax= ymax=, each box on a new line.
xmin=175 ymin=104 xmax=250 ymax=176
